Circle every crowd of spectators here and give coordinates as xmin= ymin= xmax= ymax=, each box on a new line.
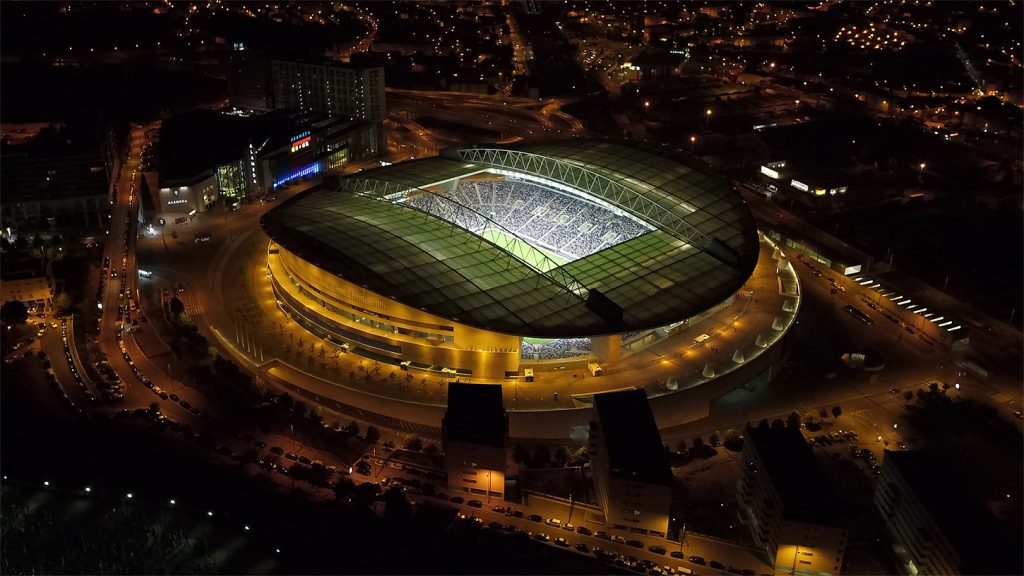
xmin=520 ymin=337 xmax=592 ymax=360
xmin=404 ymin=179 xmax=650 ymax=260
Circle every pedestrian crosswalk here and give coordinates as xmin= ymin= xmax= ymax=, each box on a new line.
xmin=185 ymin=305 xmax=203 ymax=317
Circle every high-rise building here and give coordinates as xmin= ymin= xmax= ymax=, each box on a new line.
xmin=442 ymin=383 xmax=508 ymax=501
xmin=1 ymin=127 xmax=112 ymax=233
xmin=737 ymin=424 xmax=848 ymax=576
xmin=875 ymin=450 xmax=1020 ymax=576
xmin=589 ymin=389 xmax=673 ymax=538
xmin=227 ymin=53 xmax=274 ymax=111
xmin=271 ymin=59 xmax=386 ymax=152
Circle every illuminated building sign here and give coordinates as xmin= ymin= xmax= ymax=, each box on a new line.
xmin=290 ymin=136 xmax=311 ymax=153
xmin=273 ymin=161 xmax=321 ymax=188
xmin=290 ymin=131 xmax=311 ymax=143
xmin=167 ymin=199 xmax=189 ymax=205
xmin=760 ymin=165 xmax=780 ymax=179
xmin=790 ymin=179 xmax=809 ymax=192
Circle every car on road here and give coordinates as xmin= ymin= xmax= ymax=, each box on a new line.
xmin=179 ymin=400 xmax=191 ymax=409
xmin=298 ymin=455 xmax=311 ymax=465
xmin=545 ymin=518 xmax=562 ymax=527
xmin=595 ymin=531 xmax=610 ymax=540
xmin=487 ymin=521 xmax=503 ymax=530
xmin=169 ymin=394 xmax=179 ymax=402
xmin=467 ymin=500 xmax=483 ymax=508
xmin=269 ymin=446 xmax=285 ymax=455
xmin=575 ymin=543 xmax=589 ymax=553
xmin=576 ymin=526 xmax=592 ymax=536
xmin=649 ymin=545 xmax=667 ymax=555
xmin=670 ymin=551 xmax=685 ymax=559
xmin=1015 ymin=411 xmax=1023 ymax=420
xmin=254 ymin=440 xmax=267 ymax=449
xmin=528 ymin=514 xmax=542 ymax=523
xmin=626 ymin=539 xmax=645 ymax=548
xmin=285 ymin=452 xmax=299 ymax=461
xmin=688 ymin=556 xmax=706 ymax=566
xmin=532 ymin=532 xmax=550 ymax=542
xmin=554 ymin=537 xmax=569 ymax=547
xmin=709 ymin=560 xmax=725 ymax=570
xmin=449 ymin=496 xmax=464 ymax=504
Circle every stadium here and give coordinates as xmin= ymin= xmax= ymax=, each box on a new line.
xmin=259 ymin=140 xmax=775 ymax=385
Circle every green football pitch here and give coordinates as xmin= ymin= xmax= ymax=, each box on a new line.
xmin=477 ymin=228 xmax=568 ymax=273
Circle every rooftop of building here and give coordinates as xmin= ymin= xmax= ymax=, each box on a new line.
xmin=592 ymin=389 xmax=672 ymax=486
xmin=158 ymin=108 xmax=354 ymax=183
xmin=1 ymin=123 xmax=108 ymax=202
xmin=443 ymin=383 xmax=506 ymax=448
xmin=884 ymin=450 xmax=1021 ymax=575
xmin=745 ymin=424 xmax=846 ymax=527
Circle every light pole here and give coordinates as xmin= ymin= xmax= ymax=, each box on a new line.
xmin=690 ymin=135 xmax=696 ymax=153
xmin=918 ymin=162 xmax=926 ymax=182
xmin=705 ymin=108 xmax=712 ymax=128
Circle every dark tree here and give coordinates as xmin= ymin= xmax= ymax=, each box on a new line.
xmin=277 ymin=392 xmax=295 ymax=412
xmin=332 ymin=477 xmax=355 ymax=501
xmin=365 ymin=425 xmax=380 ymax=444
xmin=168 ymin=296 xmax=185 ymax=319
xmin=512 ymin=444 xmax=530 ymax=464
xmin=403 ymin=434 xmax=423 ymax=452
xmin=553 ymin=446 xmax=570 ymax=467
xmin=293 ymin=400 xmax=308 ymax=419
xmin=786 ymin=412 xmax=801 ymax=429
xmin=423 ymin=444 xmax=439 ymax=456
xmin=532 ymin=444 xmax=552 ymax=468
xmin=344 ymin=420 xmax=360 ymax=436
xmin=831 ymin=405 xmax=842 ymax=419
xmin=382 ymin=486 xmax=412 ymax=520
xmin=1 ymin=301 xmax=28 ymax=325
xmin=903 ymin=390 xmax=914 ymax=403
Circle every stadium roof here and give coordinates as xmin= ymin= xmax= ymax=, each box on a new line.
xmin=261 ymin=140 xmax=759 ymax=337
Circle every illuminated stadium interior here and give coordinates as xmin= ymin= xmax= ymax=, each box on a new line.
xmin=401 ymin=178 xmax=654 ymax=268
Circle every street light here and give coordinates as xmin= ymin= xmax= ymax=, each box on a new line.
xmin=705 ymin=108 xmax=712 ymax=127
xmin=690 ymin=135 xmax=696 ymax=152
xmin=918 ymin=162 xmax=926 ymax=182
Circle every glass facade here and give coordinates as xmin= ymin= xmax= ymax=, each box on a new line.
xmin=217 ymin=160 xmax=248 ymax=200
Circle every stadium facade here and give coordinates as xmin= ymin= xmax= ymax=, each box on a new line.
xmin=261 ymin=140 xmax=761 ymax=381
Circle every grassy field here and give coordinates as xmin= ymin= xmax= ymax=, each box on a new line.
xmin=478 ymin=228 xmax=568 ymax=272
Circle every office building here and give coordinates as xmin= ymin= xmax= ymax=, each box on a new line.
xmin=442 ymin=383 xmax=508 ymax=500
xmin=156 ymin=108 xmax=376 ymax=222
xmin=271 ymin=58 xmax=386 ymax=151
xmin=1 ymin=257 xmax=53 ymax=312
xmin=589 ymin=389 xmax=673 ymax=537
xmin=227 ymin=53 xmax=275 ymax=111
xmin=875 ymin=450 xmax=1020 ymax=576
xmin=737 ymin=424 xmax=848 ymax=576
xmin=1 ymin=130 xmax=111 ymax=233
